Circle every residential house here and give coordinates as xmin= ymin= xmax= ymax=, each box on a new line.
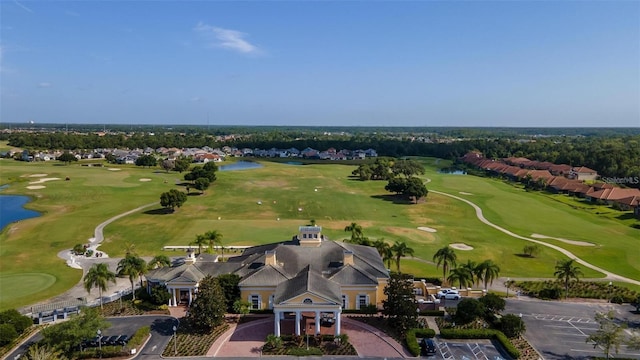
xmin=570 ymin=167 xmax=598 ymax=181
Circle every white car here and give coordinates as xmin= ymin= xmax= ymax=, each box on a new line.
xmin=437 ymin=289 xmax=461 ymax=300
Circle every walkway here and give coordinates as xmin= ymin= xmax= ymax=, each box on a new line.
xmin=430 ymin=189 xmax=640 ymax=286
xmin=209 ymin=316 xmax=413 ymax=358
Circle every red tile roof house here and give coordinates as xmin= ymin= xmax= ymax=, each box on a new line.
xmin=548 ymin=164 xmax=573 ymax=176
xmin=569 ymin=166 xmax=599 ymax=181
xmin=616 ymin=196 xmax=640 ymax=218
xmin=585 ymin=187 xmax=640 ymax=207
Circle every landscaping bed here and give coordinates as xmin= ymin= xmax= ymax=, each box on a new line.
xmin=101 ymin=299 xmax=170 ymax=317
xmin=515 ymin=280 xmax=639 ymax=302
xmin=261 ymin=334 xmax=356 ymax=356
xmin=161 ymin=321 xmax=229 ymax=357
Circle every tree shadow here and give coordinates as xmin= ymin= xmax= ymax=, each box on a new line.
xmin=370 ymin=194 xmax=413 ymax=205
xmin=150 ymin=318 xmax=179 ymax=336
xmin=144 ymin=208 xmax=174 ymax=215
xmin=514 ymin=254 xmax=534 ymax=258
xmin=617 ymin=213 xmax=637 ymax=221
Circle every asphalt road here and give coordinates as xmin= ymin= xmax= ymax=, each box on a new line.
xmin=505 ymin=298 xmax=640 ymax=360
xmin=5 ymin=316 xmax=178 ymax=360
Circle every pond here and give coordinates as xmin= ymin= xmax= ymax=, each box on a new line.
xmin=438 ymin=168 xmax=467 ymax=175
xmin=219 ymin=161 xmax=264 ymax=171
xmin=284 ymin=161 xmax=304 ymax=166
xmin=0 ymin=194 xmax=41 ymax=231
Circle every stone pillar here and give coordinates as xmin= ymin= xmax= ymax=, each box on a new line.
xmin=334 ymin=311 xmax=341 ymax=336
xmin=294 ymin=311 xmax=301 ymax=336
xmin=274 ymin=311 xmax=281 ymax=336
xmin=314 ymin=312 xmax=321 ymax=335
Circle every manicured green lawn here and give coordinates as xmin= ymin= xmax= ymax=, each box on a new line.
xmin=1 ymin=157 xmax=637 ymax=311
xmin=0 ymin=273 xmax=56 ymax=304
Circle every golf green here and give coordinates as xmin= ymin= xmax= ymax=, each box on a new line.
xmin=0 ymin=273 xmax=56 ymax=303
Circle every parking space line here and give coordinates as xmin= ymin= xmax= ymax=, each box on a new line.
xmin=568 ymin=321 xmax=589 ymax=336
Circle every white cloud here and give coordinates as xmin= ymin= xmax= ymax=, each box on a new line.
xmin=194 ymin=22 xmax=261 ymax=55
xmin=38 ymin=82 xmax=52 ymax=88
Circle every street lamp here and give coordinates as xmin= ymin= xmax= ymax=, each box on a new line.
xmin=608 ymin=281 xmax=613 ymax=302
xmin=173 ymin=325 xmax=177 ymax=356
xmin=506 ymin=278 xmax=511 ymax=298
xmin=97 ymin=329 xmax=102 ymax=359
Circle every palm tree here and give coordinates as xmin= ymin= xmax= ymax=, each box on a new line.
xmin=84 ymin=263 xmax=116 ymax=310
xmin=26 ymin=344 xmax=68 ymax=360
xmin=344 ymin=222 xmax=363 ymax=242
xmin=477 ymin=260 xmax=501 ymax=290
xmin=203 ymin=230 xmax=223 ymax=257
xmin=372 ymin=239 xmax=393 ymax=269
xmin=433 ymin=246 xmax=457 ymax=285
xmin=447 ymin=267 xmax=474 ymax=289
xmin=554 ymin=259 xmax=583 ymax=299
xmin=117 ymin=255 xmax=146 ymax=300
xmin=391 ymin=241 xmax=414 ymax=272
xmin=460 ymin=260 xmax=478 ymax=287
xmin=148 ymin=255 xmax=171 ymax=269
xmin=191 ymin=234 xmax=208 ymax=255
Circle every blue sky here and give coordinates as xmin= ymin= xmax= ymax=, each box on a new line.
xmin=1 ymin=1 xmax=638 ymax=127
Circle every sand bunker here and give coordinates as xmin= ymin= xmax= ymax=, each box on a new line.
xmin=459 ymin=192 xmax=473 ymax=195
xmin=28 ymin=174 xmax=48 ymax=177
xmin=29 ymin=178 xmax=61 ymax=184
xmin=449 ymin=243 xmax=474 ymax=250
xmin=139 ymin=178 xmax=152 ymax=182
xmin=26 ymin=185 xmax=46 ymax=190
xmin=417 ymin=226 xmax=438 ymax=233
xmin=107 ymin=168 xmax=122 ymax=171
xmin=531 ymin=234 xmax=595 ymax=247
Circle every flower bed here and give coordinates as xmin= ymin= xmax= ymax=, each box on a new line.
xmin=162 ymin=322 xmax=229 ymax=357
xmin=261 ymin=335 xmax=356 ymax=356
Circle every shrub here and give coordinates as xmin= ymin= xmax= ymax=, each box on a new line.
xmin=150 ymin=285 xmax=172 ymax=306
xmin=405 ymin=328 xmax=437 ymax=356
xmin=286 ymin=347 xmax=323 ymax=356
xmin=419 ymin=310 xmax=445 ymax=316
xmin=610 ymin=295 xmax=625 ymax=304
xmin=538 ymin=287 xmax=561 ymax=300
xmin=128 ymin=326 xmax=150 ymax=348
xmin=0 ymin=323 xmax=18 ymax=346
xmin=0 ymin=309 xmax=33 ymax=334
xmin=499 ymin=314 xmax=526 ymax=338
xmin=455 ymin=298 xmax=485 ymax=325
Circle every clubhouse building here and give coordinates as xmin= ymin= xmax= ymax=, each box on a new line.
xmin=145 ymin=226 xmax=390 ymax=336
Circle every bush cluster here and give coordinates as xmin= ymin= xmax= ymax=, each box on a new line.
xmin=0 ymin=309 xmax=32 ymax=347
xmin=516 ymin=280 xmax=638 ymax=302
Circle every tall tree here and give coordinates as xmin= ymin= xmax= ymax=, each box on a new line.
xmin=117 ymin=255 xmax=146 ymax=300
xmin=554 ymin=259 xmax=583 ymax=299
xmin=39 ymin=307 xmax=109 ymax=356
xmin=382 ymin=273 xmax=419 ymax=335
xmin=391 ymin=241 xmax=414 ymax=272
xmin=586 ymin=311 xmax=626 ymax=360
xmin=344 ymin=222 xmax=364 ymax=242
xmin=447 ymin=267 xmax=473 ymax=289
xmin=203 ymin=230 xmax=224 ymax=257
xmin=148 ymin=255 xmax=171 ymax=269
xmin=433 ymin=246 xmax=457 ymax=285
xmin=83 ymin=263 xmax=116 ymax=310
xmin=191 ymin=234 xmax=208 ymax=255
xmin=57 ymin=152 xmax=77 ymax=164
xmin=186 ymin=275 xmax=226 ymax=330
xmin=477 ymin=260 xmax=501 ymax=290
xmin=160 ymin=189 xmax=187 ymax=212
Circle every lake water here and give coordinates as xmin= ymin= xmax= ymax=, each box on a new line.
xmin=0 ymin=195 xmax=41 ymax=231
xmin=219 ymin=161 xmax=264 ymax=171
xmin=438 ymin=169 xmax=467 ymax=175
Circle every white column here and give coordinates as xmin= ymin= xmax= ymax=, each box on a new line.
xmin=314 ymin=311 xmax=321 ymax=335
xmin=172 ymin=288 xmax=177 ymax=307
xmin=334 ymin=310 xmax=341 ymax=336
xmin=294 ymin=311 xmax=301 ymax=336
xmin=274 ymin=311 xmax=281 ymax=337
xmin=188 ymin=288 xmax=193 ymax=305
xmin=167 ymin=287 xmax=173 ymax=306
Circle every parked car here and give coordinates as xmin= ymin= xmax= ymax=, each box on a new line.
xmin=437 ymin=289 xmax=460 ymax=300
xmin=420 ymin=338 xmax=436 ymax=356
xmin=116 ymin=335 xmax=129 ymax=346
xmin=106 ymin=335 xmax=120 ymax=346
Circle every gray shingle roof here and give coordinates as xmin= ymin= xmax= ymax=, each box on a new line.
xmin=274 ymin=266 xmax=342 ymax=304
xmin=146 ymin=238 xmax=389 ymax=291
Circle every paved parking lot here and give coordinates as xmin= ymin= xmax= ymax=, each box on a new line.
xmin=506 ymin=299 xmax=640 ymax=360
xmin=419 ymin=338 xmax=507 ymax=360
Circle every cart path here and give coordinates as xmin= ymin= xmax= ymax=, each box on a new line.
xmin=430 ymin=189 xmax=640 ymax=286
xmin=92 ymin=202 xmax=158 ymax=243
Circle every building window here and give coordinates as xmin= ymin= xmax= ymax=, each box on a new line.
xmin=342 ymin=295 xmax=348 ymax=309
xmin=303 ymin=298 xmax=313 ymax=304
xmin=356 ymin=294 xmax=369 ymax=310
xmin=250 ymin=294 xmax=261 ymax=310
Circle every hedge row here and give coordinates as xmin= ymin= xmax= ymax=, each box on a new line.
xmin=439 ymin=328 xmax=520 ymax=359
xmin=405 ymin=328 xmax=436 ymax=356
xmin=419 ymin=310 xmax=445 ymax=316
